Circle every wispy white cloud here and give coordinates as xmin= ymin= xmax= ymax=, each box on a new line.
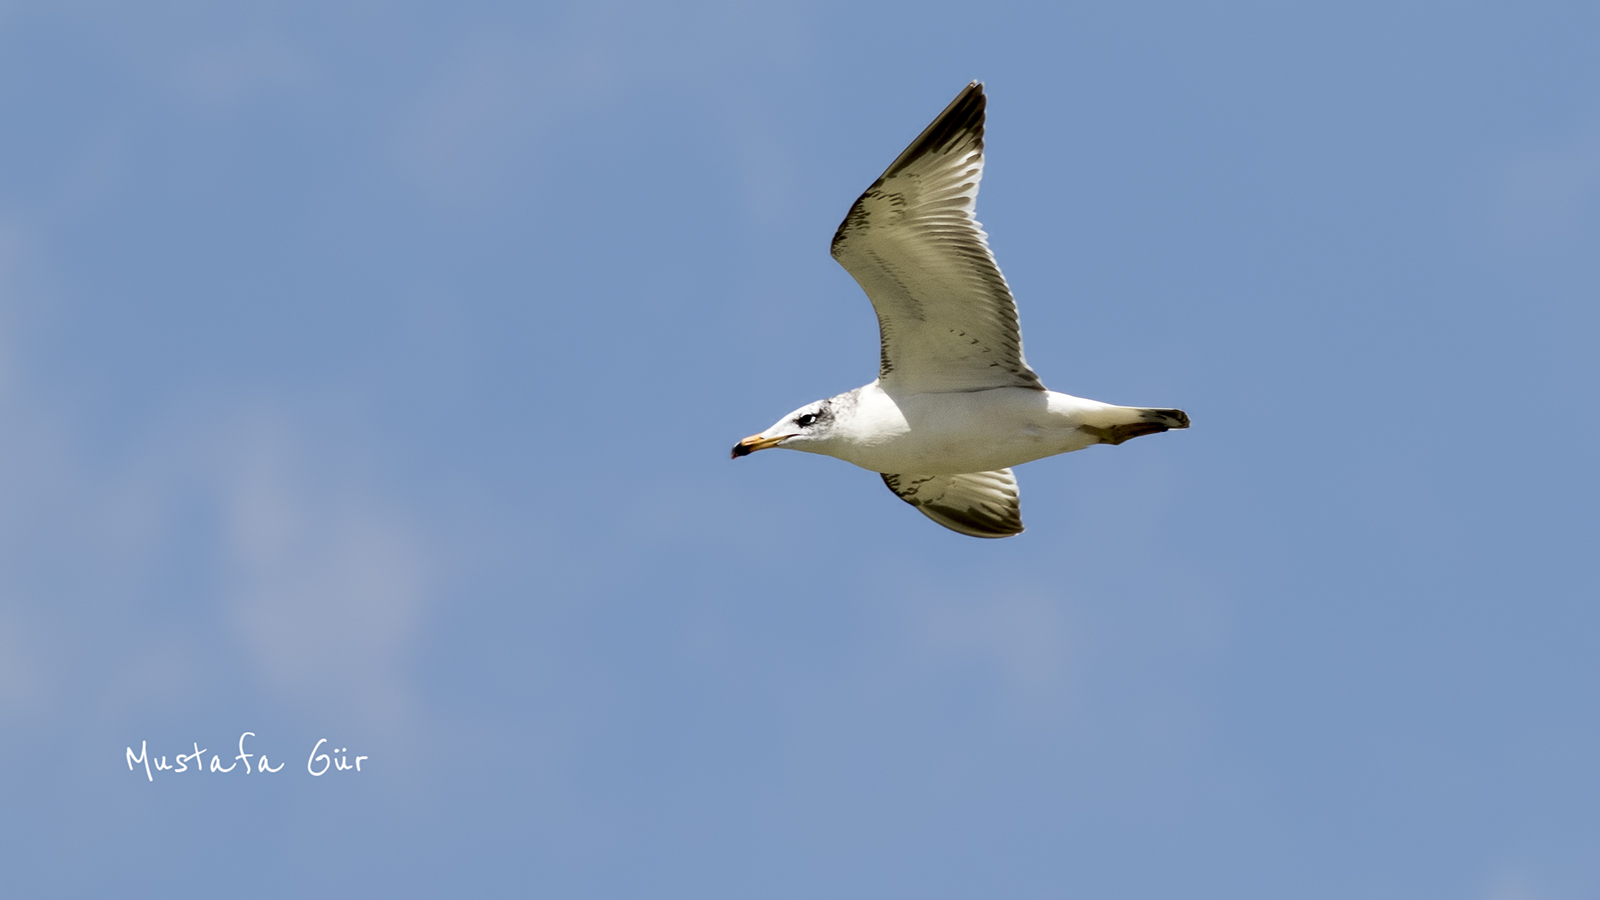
xmin=0 ymin=215 xmax=38 ymax=397
xmin=787 ymin=576 xmax=1083 ymax=757
xmin=0 ymin=215 xmax=65 ymax=714
xmin=0 ymin=211 xmax=433 ymax=729
xmin=165 ymin=31 xmax=317 ymax=109
xmin=0 ymin=613 xmax=43 ymax=713
xmin=0 ymin=399 xmax=435 ymax=728
xmin=388 ymin=23 xmax=629 ymax=207
xmin=908 ymin=586 xmax=1075 ymax=703
xmin=217 ymin=414 xmax=428 ymax=728
xmin=1499 ymin=127 xmax=1600 ymax=248
xmin=388 ymin=0 xmax=809 ymax=208
xmin=1485 ymin=876 xmax=1537 ymax=900
xmin=13 ymin=2 xmax=322 ymax=109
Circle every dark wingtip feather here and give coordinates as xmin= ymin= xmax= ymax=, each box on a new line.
xmin=831 ymin=82 xmax=987 ymax=258
xmin=882 ymin=81 xmax=985 ymax=178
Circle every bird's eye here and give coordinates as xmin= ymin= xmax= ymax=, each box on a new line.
xmin=796 ymin=413 xmax=819 ymax=428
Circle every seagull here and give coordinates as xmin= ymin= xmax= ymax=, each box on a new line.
xmin=732 ymin=82 xmax=1189 ymax=538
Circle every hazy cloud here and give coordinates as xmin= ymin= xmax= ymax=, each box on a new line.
xmin=1500 ymin=127 xmax=1600 ymax=247
xmin=219 ymin=414 xmax=428 ymax=727
xmin=0 ymin=229 xmax=433 ymax=727
xmin=390 ymin=24 xmax=628 ymax=206
xmin=909 ymin=586 xmax=1075 ymax=702
xmin=389 ymin=0 xmax=807 ymax=208
xmin=166 ymin=32 xmax=317 ymax=109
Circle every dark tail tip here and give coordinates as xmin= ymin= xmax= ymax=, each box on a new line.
xmin=1141 ymin=408 xmax=1190 ymax=429
xmin=1085 ymin=408 xmax=1192 ymax=446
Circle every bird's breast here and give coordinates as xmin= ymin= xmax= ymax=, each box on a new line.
xmin=827 ymin=386 xmax=1092 ymax=474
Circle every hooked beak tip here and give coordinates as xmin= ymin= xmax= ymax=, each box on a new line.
xmin=731 ymin=433 xmax=789 ymax=459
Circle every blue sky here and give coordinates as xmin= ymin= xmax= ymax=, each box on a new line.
xmin=1 ymin=1 xmax=1597 ymax=896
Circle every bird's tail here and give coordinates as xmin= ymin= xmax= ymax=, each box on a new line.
xmin=1079 ymin=406 xmax=1190 ymax=445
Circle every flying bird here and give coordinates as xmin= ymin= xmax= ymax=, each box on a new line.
xmin=732 ymin=82 xmax=1189 ymax=538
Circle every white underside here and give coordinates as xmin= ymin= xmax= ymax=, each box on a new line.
xmin=795 ymin=382 xmax=1125 ymax=475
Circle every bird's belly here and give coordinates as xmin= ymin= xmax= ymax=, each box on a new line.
xmin=841 ymin=418 xmax=1095 ymax=475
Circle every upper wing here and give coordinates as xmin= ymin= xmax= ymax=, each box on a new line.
xmin=831 ymin=82 xmax=1044 ymax=394
xmin=881 ymin=469 xmax=1024 ymax=538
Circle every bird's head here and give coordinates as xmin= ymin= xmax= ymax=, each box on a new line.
xmin=731 ymin=398 xmax=839 ymax=459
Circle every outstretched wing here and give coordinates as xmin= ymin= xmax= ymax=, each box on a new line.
xmin=831 ymin=82 xmax=1044 ymax=395
xmin=881 ymin=469 xmax=1024 ymax=538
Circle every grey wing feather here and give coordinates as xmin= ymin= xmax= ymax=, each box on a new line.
xmin=831 ymin=82 xmax=1045 ymax=394
xmin=881 ymin=469 xmax=1024 ymax=538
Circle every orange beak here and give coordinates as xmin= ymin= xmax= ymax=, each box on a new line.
xmin=730 ymin=433 xmax=792 ymax=459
